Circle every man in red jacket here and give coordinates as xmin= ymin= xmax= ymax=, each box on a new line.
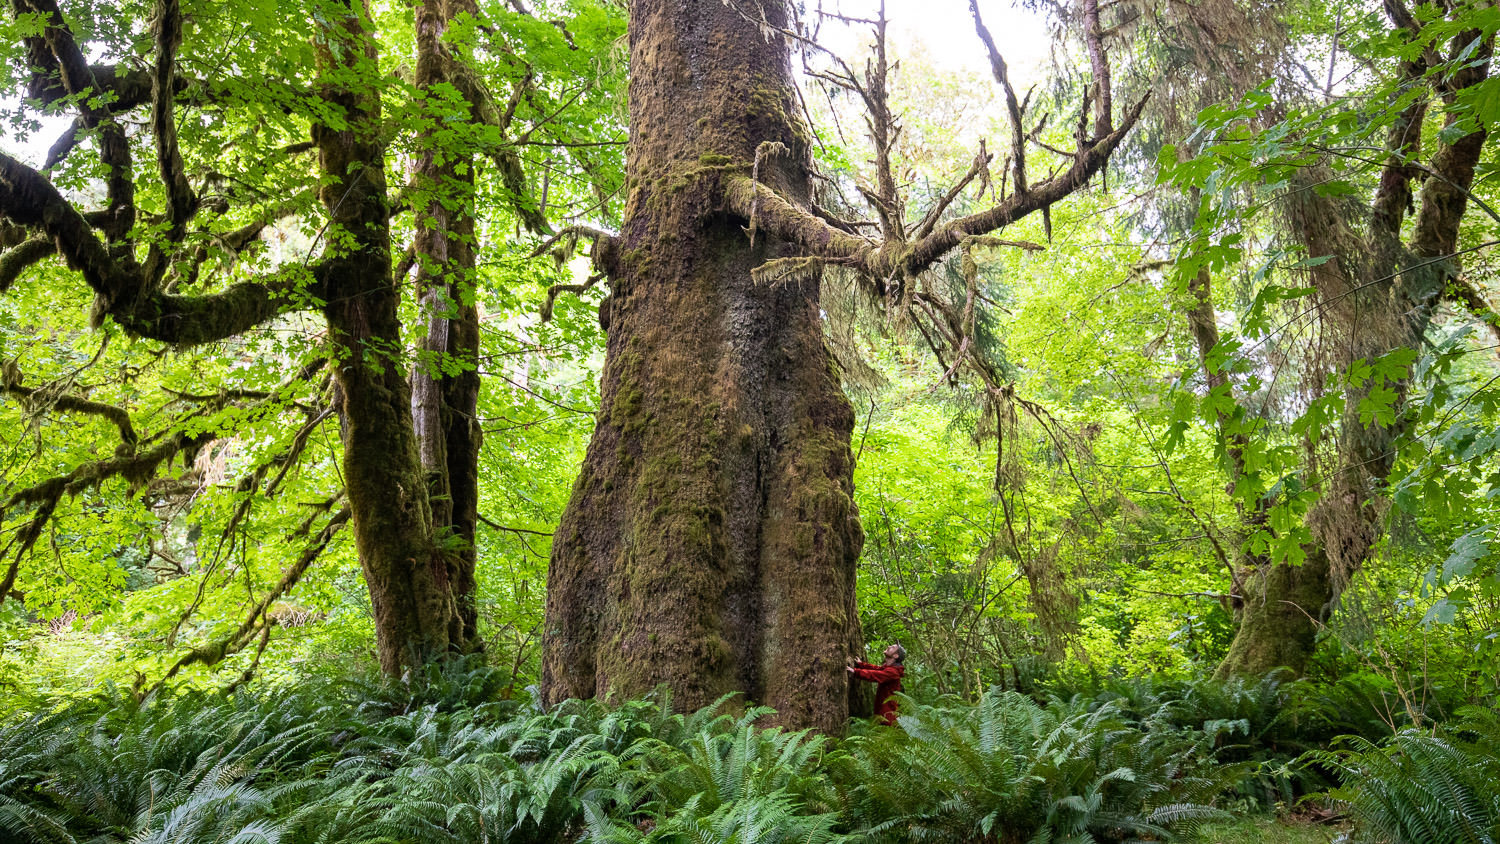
xmin=847 ymin=642 xmax=906 ymax=725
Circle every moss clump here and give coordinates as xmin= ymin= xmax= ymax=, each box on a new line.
xmin=608 ymin=350 xmax=649 ymax=434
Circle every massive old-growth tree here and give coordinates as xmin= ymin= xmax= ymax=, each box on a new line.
xmin=540 ymin=0 xmax=1145 ymax=729
xmin=0 ymin=0 xmax=610 ymax=678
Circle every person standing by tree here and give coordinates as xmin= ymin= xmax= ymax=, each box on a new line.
xmin=848 ymin=643 xmax=906 ymax=726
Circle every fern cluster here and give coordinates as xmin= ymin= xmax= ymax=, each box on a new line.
xmin=0 ymin=663 xmax=1286 ymax=844
xmin=1308 ymin=708 xmax=1500 ymax=844
xmin=830 ymin=689 xmax=1238 ymax=843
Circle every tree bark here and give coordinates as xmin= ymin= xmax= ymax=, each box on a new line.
xmin=315 ymin=0 xmax=460 ymax=675
xmin=1215 ymin=24 xmax=1491 ymax=677
xmin=411 ymin=0 xmax=483 ymax=648
xmin=541 ymin=0 xmax=865 ymax=731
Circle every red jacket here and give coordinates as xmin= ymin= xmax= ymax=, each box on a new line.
xmin=850 ymin=661 xmax=905 ymax=725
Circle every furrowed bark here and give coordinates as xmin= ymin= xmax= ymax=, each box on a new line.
xmin=542 ymin=0 xmax=865 ymax=731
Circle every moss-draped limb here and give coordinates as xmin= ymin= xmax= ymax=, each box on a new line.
xmin=0 ymin=150 xmax=323 ymax=343
xmin=721 ymin=176 xmax=874 ymax=263
xmin=152 ymin=504 xmax=351 ymax=690
xmin=0 ymin=433 xmax=198 ymax=612
xmin=0 ymin=236 xmax=54 ymax=293
xmin=2 ymin=381 xmax=138 ymax=445
xmin=899 ymin=95 xmax=1147 ymax=274
xmin=1446 ymin=275 xmax=1500 ymax=346
xmin=720 ymin=95 xmax=1145 ymax=281
xmin=16 ymin=0 xmax=136 ymax=239
xmin=149 ymin=0 xmax=195 ymax=241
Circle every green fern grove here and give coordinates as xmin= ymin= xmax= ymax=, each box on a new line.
xmin=0 ymin=665 xmax=1226 ymax=844
xmin=1 ymin=663 xmax=1493 ymax=844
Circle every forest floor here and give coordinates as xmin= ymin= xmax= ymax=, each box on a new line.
xmin=1191 ymin=813 xmax=1342 ymax=843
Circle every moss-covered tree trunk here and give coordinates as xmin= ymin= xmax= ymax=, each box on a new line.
xmin=316 ymin=0 xmax=460 ymax=675
xmin=411 ymin=0 xmax=482 ymax=647
xmin=1215 ymin=30 xmax=1490 ymax=677
xmin=1216 ymin=552 xmax=1330 ymax=676
xmin=541 ymin=0 xmax=865 ymax=731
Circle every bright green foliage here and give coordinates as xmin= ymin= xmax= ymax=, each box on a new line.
xmin=0 ymin=664 xmax=1262 ymax=844
xmin=1308 ymin=709 xmax=1500 ymax=844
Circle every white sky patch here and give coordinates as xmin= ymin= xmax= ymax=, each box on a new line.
xmin=810 ymin=0 xmax=1051 ymax=85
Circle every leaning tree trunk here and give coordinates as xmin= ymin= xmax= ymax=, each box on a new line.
xmin=541 ymin=0 xmax=865 ymax=731
xmin=411 ymin=0 xmax=483 ymax=648
xmin=1215 ymin=31 xmax=1490 ymax=676
xmin=315 ymin=0 xmax=460 ymax=675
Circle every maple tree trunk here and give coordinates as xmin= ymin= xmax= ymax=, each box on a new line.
xmin=411 ymin=0 xmax=482 ymax=648
xmin=317 ymin=0 xmax=459 ymax=675
xmin=541 ymin=0 xmax=866 ymax=731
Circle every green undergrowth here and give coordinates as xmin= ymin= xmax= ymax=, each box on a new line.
xmin=1188 ymin=814 xmax=1336 ymax=844
xmin=0 ymin=662 xmax=1495 ymax=844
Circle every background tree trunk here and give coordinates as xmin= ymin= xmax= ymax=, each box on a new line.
xmin=1215 ymin=39 xmax=1490 ymax=676
xmin=316 ymin=0 xmax=459 ymax=675
xmin=411 ymin=0 xmax=482 ymax=649
xmin=541 ymin=0 xmax=866 ymax=731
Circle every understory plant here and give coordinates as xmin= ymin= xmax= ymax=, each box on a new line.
xmin=1309 ymin=708 xmax=1500 ymax=844
xmin=0 ymin=664 xmax=1357 ymax=844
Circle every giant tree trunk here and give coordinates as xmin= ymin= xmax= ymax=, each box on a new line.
xmin=316 ymin=0 xmax=460 ymax=675
xmin=541 ymin=0 xmax=865 ymax=731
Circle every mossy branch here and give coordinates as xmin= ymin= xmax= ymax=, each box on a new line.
xmin=2 ymin=380 xmax=138 ymax=445
xmin=722 ymin=176 xmax=875 ymax=263
xmin=0 ymin=433 xmax=195 ymax=612
xmin=151 ymin=503 xmax=351 ymax=693
xmin=0 ymin=236 xmax=55 ymax=293
xmin=18 ymin=0 xmax=136 ymax=239
xmin=530 ymin=225 xmax=620 ymax=303
xmin=541 ymin=271 xmax=605 ymax=322
xmin=2 ymin=434 xmax=190 ymax=515
xmin=149 ymin=0 xmax=196 ymax=244
xmin=1446 ymin=275 xmax=1500 ymax=347
xmin=751 ymin=257 xmax=825 ymax=287
xmin=0 ymin=150 xmax=325 ymax=344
